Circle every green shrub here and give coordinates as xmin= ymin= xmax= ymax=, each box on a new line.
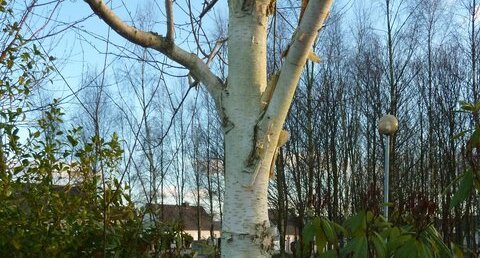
xmin=302 ymin=211 xmax=454 ymax=258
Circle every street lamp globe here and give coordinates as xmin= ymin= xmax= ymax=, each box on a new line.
xmin=378 ymin=114 xmax=399 ymax=135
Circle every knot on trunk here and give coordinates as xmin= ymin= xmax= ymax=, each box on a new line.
xmin=252 ymin=220 xmax=277 ymax=254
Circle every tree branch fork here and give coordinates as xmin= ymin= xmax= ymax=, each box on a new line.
xmin=84 ymin=0 xmax=333 ymax=184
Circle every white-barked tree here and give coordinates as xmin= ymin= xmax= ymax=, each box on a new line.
xmin=84 ymin=0 xmax=333 ymax=256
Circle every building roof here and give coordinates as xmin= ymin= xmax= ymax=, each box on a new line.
xmin=268 ymin=209 xmax=301 ymax=236
xmin=145 ymin=203 xmax=221 ymax=231
xmin=143 ymin=204 xmax=300 ymax=236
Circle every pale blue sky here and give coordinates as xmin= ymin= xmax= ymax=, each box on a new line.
xmin=28 ymin=0 xmax=465 ymax=95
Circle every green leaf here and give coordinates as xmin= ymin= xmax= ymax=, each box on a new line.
xmin=444 ymin=172 xmax=468 ymax=196
xmin=11 ymin=238 xmax=21 ymax=250
xmin=33 ymin=44 xmax=41 ymax=55
xmin=67 ymin=135 xmax=78 ymax=147
xmin=452 ymin=131 xmax=467 ymax=140
xmin=303 ymin=219 xmax=316 ymax=244
xmin=332 ymin=220 xmax=347 ymax=234
xmin=471 ymin=128 xmax=480 ymax=146
xmin=345 ymin=211 xmax=366 ymax=235
xmin=451 ymin=243 xmax=464 ymax=258
xmin=395 ymin=238 xmax=418 ymax=258
xmin=423 ymin=225 xmax=451 ymax=256
xmin=459 ymin=101 xmax=475 ymax=111
xmin=451 ymin=170 xmax=473 ymax=208
xmin=387 ymin=227 xmax=411 ymax=253
xmin=20 ymin=52 xmax=30 ymax=61
xmin=321 ymin=250 xmax=338 ymax=258
xmin=6 ymin=58 xmax=13 ymax=69
xmin=315 ymin=228 xmax=328 ymax=253
xmin=415 ymin=241 xmax=432 ymax=258
xmin=32 ymin=131 xmax=40 ymax=138
xmin=321 ymin=219 xmax=338 ymax=244
xmin=372 ymin=232 xmax=386 ymax=258
xmin=352 ymin=236 xmax=368 ymax=258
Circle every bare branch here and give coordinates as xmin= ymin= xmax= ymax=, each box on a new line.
xmin=84 ymin=0 xmax=225 ymax=103
xmin=165 ymin=0 xmax=174 ymax=42
xmin=266 ymin=0 xmax=333 ymax=121
xmin=199 ymin=0 xmax=219 ymax=19
xmin=247 ymin=0 xmax=333 ymax=187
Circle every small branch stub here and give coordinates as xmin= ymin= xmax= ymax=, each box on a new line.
xmin=378 ymin=114 xmax=399 ymax=135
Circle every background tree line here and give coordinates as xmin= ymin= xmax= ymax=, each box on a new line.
xmin=268 ymin=0 xmax=480 ymax=256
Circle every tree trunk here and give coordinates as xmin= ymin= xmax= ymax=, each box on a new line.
xmin=221 ymin=2 xmax=273 ymax=256
xmin=222 ymin=0 xmax=332 ymax=255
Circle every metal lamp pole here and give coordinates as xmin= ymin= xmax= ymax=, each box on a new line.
xmin=378 ymin=114 xmax=399 ymax=221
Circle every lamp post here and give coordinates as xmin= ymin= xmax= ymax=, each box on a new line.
xmin=378 ymin=114 xmax=399 ymax=221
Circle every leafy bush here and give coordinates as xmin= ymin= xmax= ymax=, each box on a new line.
xmin=0 ymin=1 xmax=191 ymax=256
xmin=0 ymin=101 xmax=140 ymax=257
xmin=302 ymin=211 xmax=455 ymax=258
xmin=0 ymin=77 xmax=193 ymax=257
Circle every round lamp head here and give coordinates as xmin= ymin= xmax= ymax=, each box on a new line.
xmin=378 ymin=114 xmax=399 ymax=135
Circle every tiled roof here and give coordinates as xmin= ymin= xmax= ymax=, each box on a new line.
xmin=268 ymin=209 xmax=301 ymax=236
xmin=145 ymin=203 xmax=221 ymax=231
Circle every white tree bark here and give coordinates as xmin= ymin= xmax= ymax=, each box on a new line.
xmin=221 ymin=1 xmax=271 ymax=256
xmin=222 ymin=1 xmax=332 ymax=256
xmin=84 ymin=0 xmax=333 ymax=257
